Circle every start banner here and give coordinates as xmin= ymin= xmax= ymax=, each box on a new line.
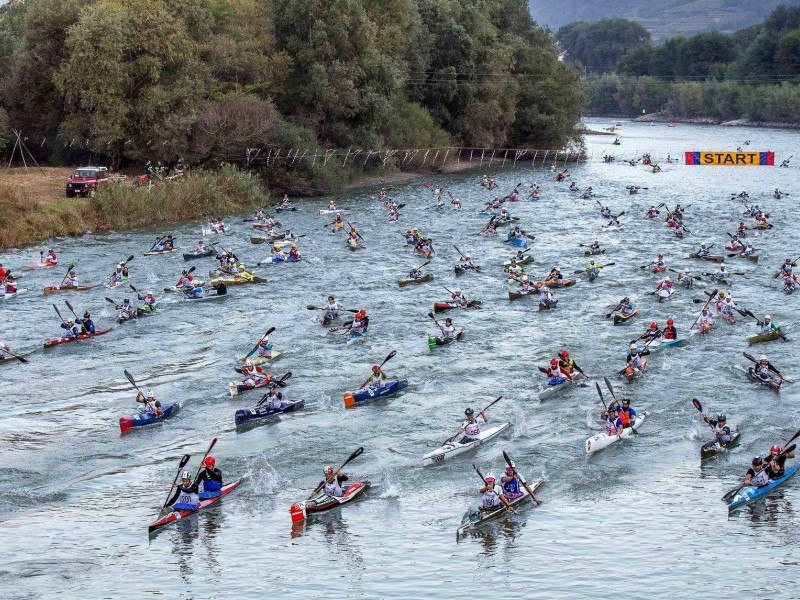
xmin=684 ymin=151 xmax=775 ymax=166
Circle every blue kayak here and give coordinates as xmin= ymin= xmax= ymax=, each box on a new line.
xmin=728 ymin=464 xmax=799 ymax=512
xmin=506 ymin=235 xmax=528 ymax=248
xmin=234 ymin=399 xmax=305 ymax=426
xmin=119 ymin=402 xmax=180 ymax=433
xmin=268 ymin=256 xmax=301 ymax=264
xmin=343 ymin=379 xmax=409 ymax=408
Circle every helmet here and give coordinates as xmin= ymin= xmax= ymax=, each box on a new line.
xmin=182 ymin=270 xmax=188 ymax=275
xmin=550 ymin=358 xmax=558 ymax=366
xmin=181 ymin=470 xmax=191 ymax=480
xmin=291 ymin=244 xmax=297 ymax=249
xmin=771 ymin=445 xmax=782 ymax=455
xmin=372 ymin=365 xmax=380 ymax=373
xmin=590 ymin=259 xmax=595 ymax=263
xmin=664 ymin=277 xmax=671 ymax=282
xmin=650 ymin=322 xmax=658 ymax=330
xmin=607 ymin=405 xmax=617 ymax=413
xmin=752 ymin=457 xmax=762 ymax=466
xmin=561 ymin=350 xmax=570 ymax=358
xmin=718 ymin=290 xmax=725 ymax=296
xmin=465 ymin=408 xmax=474 ymax=416
xmin=522 ymin=276 xmax=529 ymax=282
xmin=454 ymin=288 xmax=461 ymax=294
xmin=630 ymin=345 xmax=638 ymax=352
xmin=67 ymin=318 xmax=74 ymax=325
xmin=445 ymin=318 xmax=452 ymax=324
xmin=621 ymin=398 xmax=630 ymax=405
xmin=83 ymin=312 xmax=90 ymax=318
xmin=760 ymin=355 xmax=767 ymax=362
xmin=464 ymin=255 xmax=471 ymax=260
xmin=147 ymin=390 xmax=155 ymax=398
xmin=667 ymin=319 xmax=674 ymax=325
xmin=505 ymin=466 xmax=515 ymax=474
xmin=324 ymin=466 xmax=334 ymax=474
xmin=245 ymin=359 xmax=253 ymax=367
xmin=717 ymin=414 xmax=726 ymax=422
xmin=268 ymin=381 xmax=278 ymax=389
xmin=542 ymin=285 xmax=550 ymax=292
xmin=684 ymin=268 xmax=690 ymax=273
xmin=203 ymin=456 xmax=215 ymax=468
xmin=485 ymin=474 xmax=496 ymax=483
xmin=720 ymin=263 xmax=726 ymax=269
xmin=238 ymin=265 xmax=245 ymax=271
xmin=764 ymin=315 xmax=771 ymax=320
xmin=700 ymin=243 xmax=706 ymax=247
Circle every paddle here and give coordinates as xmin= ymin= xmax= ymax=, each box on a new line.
xmin=64 ymin=300 xmax=79 ymax=320
xmin=194 ymin=437 xmax=218 ymax=480
xmin=440 ymin=396 xmax=503 ymax=446
xmin=595 ymin=382 xmax=608 ymax=412
xmin=306 ymin=304 xmax=359 ymax=314
xmin=743 ymin=352 xmax=790 ymax=382
xmin=358 ymin=351 xmax=397 ymax=389
xmin=669 ymin=268 xmax=702 ymax=281
xmin=772 ymin=255 xmax=800 ymax=279
xmin=347 ymin=222 xmax=365 ymax=242
xmin=502 ymin=450 xmax=540 ymax=505
xmin=124 ymin=369 xmax=142 ymax=393
xmin=310 ymin=446 xmax=365 ymax=497
xmin=474 ymin=464 xmax=514 ymax=512
xmin=105 ymin=296 xmax=117 ymax=305
xmin=58 ymin=264 xmax=75 ymax=286
xmin=244 ymin=327 xmax=276 ymax=360
xmin=722 ymin=439 xmax=799 ymax=503
xmin=605 ymin=299 xmax=624 ymax=319
xmin=690 ymin=288 xmax=718 ymax=330
xmin=0 ymin=344 xmax=28 ymax=364
xmin=480 ymin=215 xmax=497 ymax=233
xmin=274 ymin=371 xmax=292 ymax=387
xmin=158 ymin=453 xmax=191 ymax=514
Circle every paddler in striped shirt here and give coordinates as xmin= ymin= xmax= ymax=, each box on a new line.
xmin=601 ymin=406 xmax=623 ymax=436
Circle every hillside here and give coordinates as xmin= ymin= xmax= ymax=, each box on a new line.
xmin=530 ymin=0 xmax=800 ymax=40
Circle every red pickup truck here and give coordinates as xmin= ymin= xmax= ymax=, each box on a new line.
xmin=65 ymin=166 xmax=110 ymax=198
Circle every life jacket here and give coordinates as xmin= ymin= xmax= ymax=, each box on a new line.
xmin=559 ymin=358 xmax=574 ymax=374
xmin=618 ymin=408 xmax=632 ymax=427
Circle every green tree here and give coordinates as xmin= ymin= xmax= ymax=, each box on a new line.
xmin=556 ymin=19 xmax=650 ymax=74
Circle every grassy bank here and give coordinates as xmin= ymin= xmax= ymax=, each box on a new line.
xmin=0 ymin=167 xmax=268 ymax=250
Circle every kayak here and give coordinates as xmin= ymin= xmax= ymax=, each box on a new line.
xmin=613 ymin=309 xmax=638 ymax=325
xmin=710 ymin=276 xmax=732 ymax=286
xmin=210 ymin=275 xmax=266 ymax=286
xmin=290 ymin=481 xmax=370 ymax=523
xmin=433 ymin=301 xmax=481 ymax=313
xmin=658 ymin=287 xmax=675 ymax=302
xmin=422 ymin=422 xmax=510 ymax=465
xmin=427 ymin=331 xmax=464 ymax=350
xmin=229 ymin=377 xmax=275 ymax=396
xmin=183 ymin=249 xmax=215 ymax=260
xmin=42 ymin=284 xmax=96 ymax=295
xmin=508 ymin=290 xmax=534 ymax=301
xmin=503 ymin=255 xmax=532 ymax=267
xmin=535 ymin=279 xmax=574 ymax=289
xmin=347 ymin=239 xmax=363 ymax=251
xmin=584 ymin=249 xmax=605 ymax=256
xmin=263 ymin=256 xmax=301 ymax=264
xmin=747 ymin=367 xmax=781 ymax=391
xmin=652 ymin=265 xmax=666 ymax=273
xmin=585 ymin=413 xmax=648 ymax=454
xmin=735 ymin=253 xmax=759 ymax=262
xmin=506 ymin=235 xmax=528 ymax=248
xmin=538 ymin=299 xmax=558 ymax=311
xmin=164 ymin=280 xmax=204 ymax=292
xmin=343 ymin=379 xmax=409 ymax=408
xmin=107 ymin=278 xmax=129 ymax=289
xmin=398 ymin=273 xmax=434 ymax=287
xmin=727 ymin=465 xmax=799 ymax=512
xmin=689 ymin=253 xmax=725 ymax=263
xmin=0 ymin=289 xmax=26 ymax=301
xmin=747 ymin=328 xmax=784 ymax=345
xmin=22 ymin=261 xmax=58 ymax=269
xmin=724 ymin=244 xmax=742 ymax=251
xmin=148 ymin=480 xmax=241 ymax=534
xmin=456 ymin=478 xmax=544 ymax=539
xmin=234 ymin=399 xmax=305 ymax=426
xmin=620 ymin=358 xmax=647 ymax=382
xmin=236 ymin=351 xmax=283 ymax=370
xmin=185 ymin=288 xmax=227 ymax=301
xmin=630 ymin=338 xmax=684 ymax=355
xmin=538 ymin=378 xmax=576 ymax=401
xmin=144 ymin=247 xmax=180 ymax=256
xmin=0 ymin=352 xmax=31 ymax=365
xmin=701 ymin=430 xmax=741 ymax=460
xmin=43 ymin=328 xmax=112 ymax=349
xmin=118 ymin=303 xmax=158 ymax=323
xmin=493 ymin=217 xmax=520 ymax=227
xmin=454 ymin=265 xmax=481 ymax=276
xmin=119 ymin=403 xmax=181 ymax=433
xmin=318 ymin=208 xmax=347 ymax=215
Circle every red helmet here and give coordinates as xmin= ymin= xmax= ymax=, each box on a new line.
xmin=550 ymin=358 xmax=558 ymax=366
xmin=650 ymin=322 xmax=658 ymax=330
xmin=372 ymin=365 xmax=380 ymax=373
xmin=667 ymin=319 xmax=674 ymax=325
xmin=203 ymin=456 xmax=215 ymax=468
xmin=560 ymin=350 xmax=569 ymax=358
xmin=770 ymin=445 xmax=782 ymax=455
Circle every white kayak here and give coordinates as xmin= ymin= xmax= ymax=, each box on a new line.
xmin=585 ymin=413 xmax=648 ymax=454
xmin=318 ymin=209 xmax=347 ymax=215
xmin=0 ymin=289 xmax=26 ymax=301
xmin=658 ymin=287 xmax=675 ymax=301
xmin=422 ymin=422 xmax=510 ymax=465
xmin=538 ymin=374 xmax=582 ymax=400
xmin=239 ymin=350 xmax=283 ymax=366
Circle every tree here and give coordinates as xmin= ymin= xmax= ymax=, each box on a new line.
xmin=556 ymin=19 xmax=650 ymax=73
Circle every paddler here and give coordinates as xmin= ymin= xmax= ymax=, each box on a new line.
xmin=780 ymin=257 xmax=797 ymax=277
xmin=509 ymin=226 xmax=527 ymax=240
xmin=328 ymin=199 xmax=337 ymax=211
xmin=697 ymin=308 xmax=714 ymax=333
xmin=505 ymin=259 xmax=523 ymax=278
xmin=166 ymin=472 xmax=201 ymax=512
xmin=485 ymin=220 xmax=498 ymax=235
xmin=624 ymin=346 xmax=647 ymax=374
xmin=75 ymin=311 xmax=96 ymax=334
xmin=45 ymin=249 xmax=58 ymax=264
xmin=569 ymin=181 xmax=579 ymax=192
xmin=674 ymin=223 xmax=687 ymax=238
xmin=256 ymin=336 xmax=274 ymax=360
xmin=64 ymin=270 xmax=79 ymax=288
xmin=737 ymin=222 xmax=750 ymax=237
xmin=460 ymin=407 xmax=488 ymax=440
xmin=109 ymin=263 xmax=125 ymax=285
xmin=753 ymin=355 xmax=780 ymax=386
xmin=176 ymin=270 xmax=194 ymax=289
xmin=408 ymin=265 xmax=424 ymax=280
xmin=586 ymin=259 xmax=600 ymax=279
xmin=515 ymin=276 xmax=532 ymax=294
xmin=743 ymin=457 xmax=770 ymax=487
xmin=545 ymin=357 xmax=571 ymax=384
xmin=137 ymin=291 xmax=157 ymax=308
xmin=321 ymin=466 xmax=348 ymax=497
xmin=60 ymin=318 xmax=80 ymax=339
xmin=288 ymin=244 xmax=301 ymax=260
xmin=162 ymin=235 xmax=175 ymax=250
xmin=713 ymin=263 xmax=730 ymax=281
xmin=784 ymin=273 xmax=799 ymax=293
xmin=256 ymin=382 xmax=283 ymax=409
xmin=241 ymin=359 xmax=270 ymax=388
xmin=459 ymin=255 xmax=477 ymax=270
xmin=499 ymin=206 xmax=511 ymax=220
xmin=280 ymin=194 xmax=291 ymax=209
xmin=451 ymin=288 xmax=471 ymax=307
xmin=333 ymin=214 xmax=344 ymax=231
xmin=478 ymin=474 xmax=504 ymax=512
xmin=678 ymin=268 xmax=694 ymax=287
xmin=195 ymin=456 xmax=223 ymax=499
xmin=645 ymin=206 xmax=660 ymax=219
xmin=613 ymin=398 xmax=637 ymax=429
xmin=740 ymin=242 xmax=756 ymax=257
xmin=539 ymin=285 xmax=556 ymax=309
xmin=117 ymin=298 xmax=137 ymax=321
xmin=135 ymin=390 xmax=163 ymax=415
xmin=635 ymin=322 xmax=662 ymax=344
xmin=438 ymin=317 xmax=456 ymax=342
xmin=655 ymin=276 xmax=673 ymax=295
xmin=650 ymin=253 xmax=666 ymax=272
xmin=618 ymin=297 xmax=634 ymax=316
xmin=599 ymin=205 xmax=611 ymax=219
xmin=695 ymin=242 xmax=711 ymax=257
xmin=765 ymin=444 xmax=795 ymax=479
xmin=2 ymin=278 xmax=16 ymax=295
xmin=271 ymin=245 xmax=288 ymax=261
xmin=607 ymin=214 xmax=620 ymax=227
xmin=349 ymin=309 xmax=369 ymax=335
xmin=546 ymin=267 xmax=563 ymax=283
xmin=589 ymin=240 xmax=602 ymax=254
xmin=0 ymin=265 xmax=12 ymax=280
xmin=726 ymin=235 xmax=741 ymax=250
xmin=702 ymin=413 xmax=732 ymax=446
xmin=601 ymin=405 xmax=623 ymax=437
xmin=405 ymin=230 xmax=415 ymax=245
xmin=663 ymin=318 xmax=677 ymax=340
xmin=500 ymin=466 xmax=523 ymax=500
xmin=323 ymin=296 xmax=345 ymax=322
xmin=192 ymin=240 xmax=206 ymax=253
xmin=360 ymin=364 xmax=387 ymax=390
xmin=513 ymin=249 xmax=527 ymax=262
xmin=558 ymin=350 xmax=578 ymax=378
xmin=185 ymin=282 xmax=205 ymax=299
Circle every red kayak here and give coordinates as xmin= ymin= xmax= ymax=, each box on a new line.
xmin=290 ymin=481 xmax=370 ymax=523
xmin=43 ymin=328 xmax=112 ymax=349
xmin=148 ymin=480 xmax=241 ymax=534
xmin=22 ymin=261 xmax=58 ymax=269
xmin=434 ymin=302 xmax=455 ymax=313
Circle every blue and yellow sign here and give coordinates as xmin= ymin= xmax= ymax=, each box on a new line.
xmin=684 ymin=151 xmax=775 ymax=166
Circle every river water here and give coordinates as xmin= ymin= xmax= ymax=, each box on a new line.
xmin=1 ymin=120 xmax=799 ymax=599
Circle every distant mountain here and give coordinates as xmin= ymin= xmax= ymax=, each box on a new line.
xmin=530 ymin=0 xmax=800 ymax=40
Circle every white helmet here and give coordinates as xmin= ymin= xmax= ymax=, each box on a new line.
xmin=485 ymin=473 xmax=496 ymax=483
xmin=720 ymin=264 xmax=726 ymax=269
xmin=542 ymin=285 xmax=549 ymax=292
xmin=684 ymin=268 xmax=690 ymax=272
xmin=245 ymin=359 xmax=253 ymax=367
xmin=664 ymin=277 xmax=671 ymax=282
xmin=765 ymin=315 xmax=771 ymax=320
xmin=522 ymin=276 xmax=529 ymax=282
xmin=760 ymin=355 xmax=768 ymax=361
xmin=147 ymin=390 xmax=155 ymax=399
xmin=454 ymin=288 xmax=461 ymax=294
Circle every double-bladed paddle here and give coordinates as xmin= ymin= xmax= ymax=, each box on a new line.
xmin=743 ymin=352 xmax=790 ymax=382
xmin=244 ymin=327 xmax=276 ymax=360
xmin=309 ymin=446 xmax=364 ymax=497
xmin=502 ymin=450 xmax=540 ymax=505
xmin=0 ymin=344 xmax=28 ymax=364
xmin=690 ymin=288 xmax=718 ymax=330
xmin=440 ymin=396 xmax=503 ymax=446
xmin=358 ymin=350 xmax=397 ymax=389
xmin=158 ymin=453 xmax=191 ymax=514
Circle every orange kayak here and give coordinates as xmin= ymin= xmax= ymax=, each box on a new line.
xmin=43 ymin=285 xmax=96 ymax=295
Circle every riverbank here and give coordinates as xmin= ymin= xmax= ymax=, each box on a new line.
xmin=0 ymin=167 xmax=267 ymax=251
xmin=585 ymin=111 xmax=800 ymax=129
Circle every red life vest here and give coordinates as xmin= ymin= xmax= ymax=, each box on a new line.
xmin=618 ymin=408 xmax=632 ymax=427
